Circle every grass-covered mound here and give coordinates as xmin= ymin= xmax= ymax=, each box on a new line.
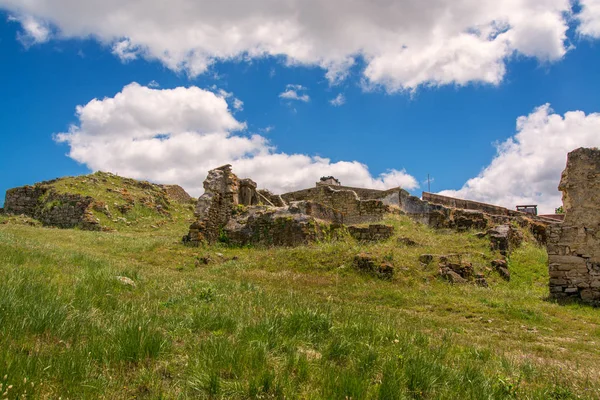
xmin=0 ymin=211 xmax=599 ymax=399
xmin=6 ymin=171 xmax=196 ymax=233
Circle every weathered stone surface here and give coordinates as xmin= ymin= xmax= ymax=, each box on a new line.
xmin=223 ymin=205 xmax=340 ymax=247
xmin=185 ymin=167 xmax=355 ymax=246
xmin=185 ymin=165 xmax=242 ymax=245
xmin=491 ymin=259 xmax=510 ymax=281
xmin=397 ymin=237 xmax=419 ymax=246
xmin=348 ymin=224 xmax=394 ymax=242
xmin=160 ymin=184 xmax=193 ymax=204
xmin=4 ymin=185 xmax=101 ymax=230
xmin=487 ymin=225 xmax=522 ymax=256
xmin=547 ymin=148 xmax=600 ymax=305
xmin=281 ymin=184 xmax=391 ymax=225
xmin=257 ymin=189 xmax=287 ymax=207
xmin=353 ymin=253 xmax=395 ymax=280
xmin=440 ymin=269 xmax=467 ymax=284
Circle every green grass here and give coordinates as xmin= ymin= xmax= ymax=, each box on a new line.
xmin=45 ymin=171 xmax=195 ymax=233
xmin=1 ymin=212 xmax=599 ymax=399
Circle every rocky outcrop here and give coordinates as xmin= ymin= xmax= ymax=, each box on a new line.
xmin=547 ymin=148 xmax=600 ymax=304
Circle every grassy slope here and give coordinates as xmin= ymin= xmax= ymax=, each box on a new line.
xmin=47 ymin=171 xmax=194 ymax=233
xmin=1 ymin=209 xmax=600 ymax=398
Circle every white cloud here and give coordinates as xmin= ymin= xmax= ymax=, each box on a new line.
xmin=578 ymin=0 xmax=600 ymax=37
xmin=55 ymin=83 xmax=418 ymax=196
xmin=233 ymin=98 xmax=244 ymax=111
xmin=111 ymin=39 xmax=140 ymax=62
xmin=330 ymin=94 xmax=345 ymax=106
xmin=147 ymin=80 xmax=160 ymax=88
xmin=8 ymin=14 xmax=51 ymax=46
xmin=279 ymin=84 xmax=310 ymax=102
xmin=0 ymin=0 xmax=579 ymax=91
xmin=439 ymin=104 xmax=600 ymax=214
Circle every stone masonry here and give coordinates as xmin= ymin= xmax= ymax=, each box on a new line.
xmin=186 ymin=165 xmax=243 ymax=244
xmin=4 ymin=185 xmax=100 ymax=230
xmin=184 ymin=165 xmax=346 ymax=246
xmin=348 ymin=224 xmax=395 ymax=242
xmin=547 ymin=148 xmax=600 ymax=304
xmin=281 ymin=185 xmax=390 ymax=224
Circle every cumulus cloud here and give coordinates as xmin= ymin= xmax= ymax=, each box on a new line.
xmin=8 ymin=14 xmax=51 ymax=46
xmin=279 ymin=84 xmax=310 ymax=102
xmin=55 ymin=83 xmax=418 ymax=196
xmin=330 ymin=94 xmax=345 ymax=106
xmin=111 ymin=39 xmax=140 ymax=62
xmin=0 ymin=0 xmax=579 ymax=91
xmin=578 ymin=0 xmax=600 ymax=37
xmin=439 ymin=104 xmax=600 ymax=214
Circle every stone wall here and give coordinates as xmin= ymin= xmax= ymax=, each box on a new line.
xmin=257 ymin=189 xmax=286 ymax=207
xmin=547 ymin=148 xmax=600 ymax=304
xmin=187 ymin=165 xmax=241 ymax=245
xmin=4 ymin=185 xmax=100 ymax=230
xmin=281 ymin=185 xmax=389 ymax=224
xmin=223 ymin=205 xmax=339 ymax=246
xmin=348 ymin=224 xmax=394 ymax=241
xmin=423 ymin=192 xmax=520 ymax=217
xmin=4 ymin=186 xmax=48 ymax=216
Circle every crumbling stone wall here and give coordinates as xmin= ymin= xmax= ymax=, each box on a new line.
xmin=348 ymin=224 xmax=394 ymax=241
xmin=548 ymin=148 xmax=600 ymax=304
xmin=423 ymin=192 xmax=518 ymax=217
xmin=4 ymin=185 xmax=100 ymax=230
xmin=185 ymin=166 xmax=348 ymax=246
xmin=4 ymin=186 xmax=48 ymax=216
xmin=223 ymin=205 xmax=339 ymax=246
xmin=281 ymin=185 xmax=389 ymax=224
xmin=187 ymin=165 xmax=241 ymax=245
xmin=257 ymin=189 xmax=286 ymax=207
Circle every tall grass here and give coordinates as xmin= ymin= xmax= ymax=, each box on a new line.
xmin=0 ymin=215 xmax=599 ymax=398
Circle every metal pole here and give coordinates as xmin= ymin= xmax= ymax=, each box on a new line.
xmin=427 ymin=174 xmax=430 ymax=192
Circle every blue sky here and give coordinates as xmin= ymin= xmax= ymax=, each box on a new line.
xmin=1 ymin=1 xmax=600 ymax=212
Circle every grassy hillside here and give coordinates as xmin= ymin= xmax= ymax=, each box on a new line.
xmin=39 ymin=171 xmax=195 ymax=233
xmin=1 ymin=208 xmax=599 ymax=398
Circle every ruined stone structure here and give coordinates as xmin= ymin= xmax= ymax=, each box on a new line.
xmin=184 ymin=165 xmax=344 ymax=246
xmin=223 ymin=203 xmax=341 ymax=246
xmin=318 ymin=176 xmax=341 ymax=186
xmin=4 ymin=173 xmax=192 ymax=231
xmin=547 ymin=148 xmax=600 ymax=304
xmin=348 ymin=224 xmax=395 ymax=242
xmin=4 ymin=185 xmax=101 ymax=230
xmin=281 ymin=185 xmax=393 ymax=224
xmin=184 ymin=166 xmax=560 ymax=250
xmin=186 ymin=165 xmax=244 ymax=244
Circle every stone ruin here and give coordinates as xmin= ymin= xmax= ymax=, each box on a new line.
xmin=4 ymin=184 xmax=102 ymax=230
xmin=2 ymin=173 xmax=192 ymax=231
xmin=184 ymin=164 xmax=557 ymax=250
xmin=183 ymin=165 xmax=349 ymax=246
xmin=547 ymin=148 xmax=600 ymax=304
